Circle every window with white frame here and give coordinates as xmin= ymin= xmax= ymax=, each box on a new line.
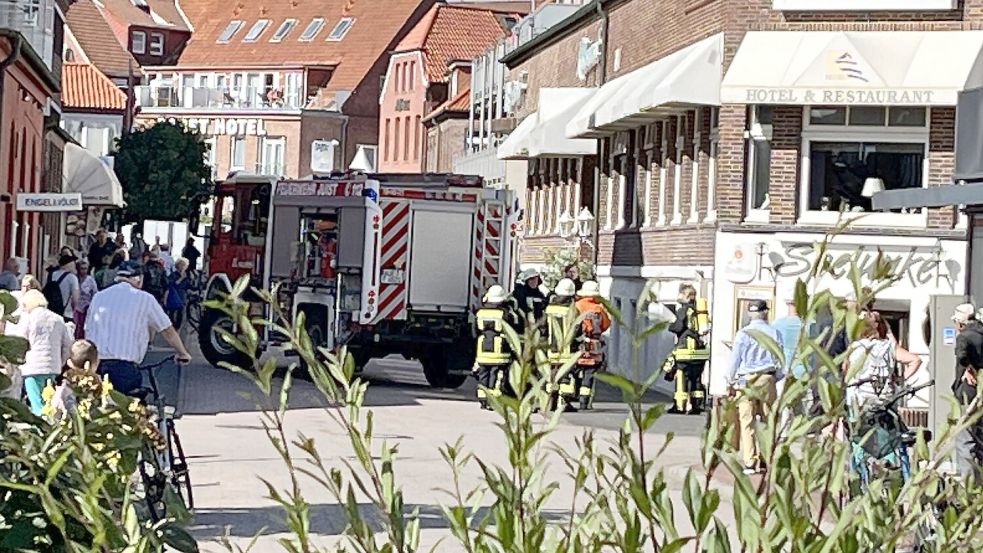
xmin=327 ymin=17 xmax=354 ymax=40
xmin=270 ymin=19 xmax=298 ymax=42
xmin=243 ymin=19 xmax=270 ymax=42
xmin=217 ymin=20 xmax=243 ymax=43
xmin=802 ymin=106 xmax=928 ymax=216
xmin=231 ymin=137 xmax=246 ymax=171
xmin=745 ymin=105 xmax=773 ymax=218
xmin=131 ymin=30 xmax=146 ymax=54
xmin=259 ymin=137 xmax=286 ymax=175
xmin=204 ymin=137 xmax=217 ymax=179
xmin=149 ymin=32 xmax=164 ymax=56
xmin=299 ymin=18 xmax=324 ymax=41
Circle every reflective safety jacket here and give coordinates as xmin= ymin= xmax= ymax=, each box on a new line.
xmin=671 ymin=298 xmax=710 ymax=361
xmin=545 ymin=301 xmax=579 ymax=364
xmin=475 ymin=307 xmax=514 ymax=365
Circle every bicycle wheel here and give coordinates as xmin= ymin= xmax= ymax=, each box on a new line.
xmin=167 ymin=419 xmax=194 ymax=511
xmin=186 ymin=301 xmax=201 ymax=333
xmin=137 ymin=445 xmax=167 ymax=522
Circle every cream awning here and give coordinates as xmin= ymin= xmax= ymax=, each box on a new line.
xmin=496 ymin=114 xmax=536 ymax=160
xmin=528 ymin=88 xmax=597 ymax=157
xmin=566 ymin=33 xmax=723 ymax=139
xmin=62 ymin=143 xmax=125 ymax=207
xmin=721 ymin=31 xmax=983 ymax=106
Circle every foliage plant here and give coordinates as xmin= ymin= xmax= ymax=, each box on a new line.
xmin=113 ymin=121 xmax=212 ymax=225
xmin=213 ymin=229 xmax=983 ymax=552
xmin=541 ymin=245 xmax=594 ymax=289
xmin=0 ymin=290 xmax=197 ymax=552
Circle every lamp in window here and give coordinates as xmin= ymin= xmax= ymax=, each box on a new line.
xmin=861 ymin=177 xmax=886 ymax=198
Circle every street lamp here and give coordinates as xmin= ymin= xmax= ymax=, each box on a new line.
xmin=557 ymin=210 xmax=574 ymax=238
xmin=576 ymin=207 xmax=594 ymax=239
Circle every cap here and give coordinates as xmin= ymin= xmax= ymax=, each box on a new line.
xmin=116 ymin=262 xmax=141 ymax=277
xmin=747 ymin=300 xmax=769 ymax=313
xmin=953 ymin=303 xmax=976 ymax=323
xmin=58 ymin=254 xmax=77 ymax=266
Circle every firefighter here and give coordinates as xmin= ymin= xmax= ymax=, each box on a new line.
xmin=473 ymin=284 xmax=519 ymax=410
xmin=575 ymin=280 xmax=611 ymax=410
xmin=513 ymin=268 xmax=547 ymax=330
xmin=664 ymin=283 xmax=710 ymax=415
xmin=544 ymin=278 xmax=580 ymax=411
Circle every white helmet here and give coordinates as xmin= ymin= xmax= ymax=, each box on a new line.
xmin=554 ymin=278 xmax=576 ymax=297
xmin=484 ymin=284 xmax=508 ymax=304
xmin=577 ymin=280 xmax=600 ymax=298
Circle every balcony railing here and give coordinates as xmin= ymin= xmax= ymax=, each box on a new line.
xmin=453 ymin=147 xmax=505 ymax=186
xmin=136 ymin=85 xmax=304 ymax=111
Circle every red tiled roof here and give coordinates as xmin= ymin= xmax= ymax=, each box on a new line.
xmin=396 ymin=4 xmax=508 ymax=83
xmin=62 ymin=62 xmax=128 ymax=111
xmin=99 ymin=0 xmax=192 ymax=32
xmin=423 ymin=86 xmax=470 ymax=124
xmin=65 ymin=0 xmax=141 ymax=78
xmin=174 ymin=0 xmax=434 ymax=91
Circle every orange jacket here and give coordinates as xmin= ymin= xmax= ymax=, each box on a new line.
xmin=575 ymin=297 xmax=611 ymax=336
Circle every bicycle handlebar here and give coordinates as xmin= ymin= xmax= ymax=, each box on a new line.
xmin=139 ymin=355 xmax=176 ymax=372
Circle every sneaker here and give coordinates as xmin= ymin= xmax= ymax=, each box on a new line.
xmin=742 ymin=465 xmax=759 ymax=475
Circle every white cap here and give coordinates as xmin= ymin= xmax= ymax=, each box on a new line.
xmin=953 ymin=303 xmax=976 ymax=323
xmin=577 ymin=280 xmax=600 ymax=298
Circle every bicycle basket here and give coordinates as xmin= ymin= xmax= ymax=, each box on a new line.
xmin=855 ymin=411 xmax=903 ymax=459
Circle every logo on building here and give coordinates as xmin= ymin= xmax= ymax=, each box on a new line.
xmin=825 ymin=51 xmax=868 ymax=83
xmin=395 ymin=98 xmax=411 ymax=112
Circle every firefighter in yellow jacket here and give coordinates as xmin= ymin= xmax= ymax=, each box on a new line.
xmin=544 ymin=278 xmax=580 ymax=411
xmin=473 ymin=284 xmax=520 ymax=410
xmin=664 ymin=283 xmax=710 ymax=414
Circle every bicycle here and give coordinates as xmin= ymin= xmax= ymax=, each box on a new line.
xmin=132 ymin=355 xmax=193 ymax=521
xmin=183 ymin=272 xmax=206 ymax=334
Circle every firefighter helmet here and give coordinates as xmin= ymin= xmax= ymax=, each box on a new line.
xmin=484 ymin=285 xmax=508 ymax=304
xmin=517 ymin=268 xmax=541 ymax=284
xmin=577 ymin=280 xmax=600 ymax=298
xmin=554 ymin=278 xmax=576 ymax=297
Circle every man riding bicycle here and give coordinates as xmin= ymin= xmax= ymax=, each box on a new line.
xmin=84 ymin=265 xmax=193 ymax=394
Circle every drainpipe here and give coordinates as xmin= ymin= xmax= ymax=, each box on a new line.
xmin=590 ymin=0 xmax=608 ymax=269
xmin=340 ymin=114 xmax=350 ymax=172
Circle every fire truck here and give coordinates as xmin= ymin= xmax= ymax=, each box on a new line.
xmin=197 ymin=172 xmax=517 ymax=388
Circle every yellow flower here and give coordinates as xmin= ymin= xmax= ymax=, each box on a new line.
xmin=41 ymin=383 xmax=55 ymax=402
xmin=101 ymin=375 xmax=113 ymax=396
xmin=40 ymin=404 xmax=54 ymax=417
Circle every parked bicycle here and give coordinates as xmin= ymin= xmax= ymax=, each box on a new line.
xmin=132 ymin=355 xmax=193 ymax=521
xmin=183 ymin=272 xmax=206 ymax=334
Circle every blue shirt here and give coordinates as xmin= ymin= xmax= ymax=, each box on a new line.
xmin=772 ymin=315 xmax=805 ymax=378
xmin=726 ymin=319 xmax=784 ymax=385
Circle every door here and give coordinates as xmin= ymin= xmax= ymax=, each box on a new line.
xmin=259 ymin=137 xmax=285 ymax=176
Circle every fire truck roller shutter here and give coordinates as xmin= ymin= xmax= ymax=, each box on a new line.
xmin=337 ymin=207 xmax=367 ymax=269
xmin=409 ymin=206 xmax=474 ymax=311
xmin=270 ymin=206 xmax=301 ymax=278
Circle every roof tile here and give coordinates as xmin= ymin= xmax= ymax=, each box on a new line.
xmin=62 ymin=62 xmax=128 ymax=111
xmin=65 ymin=0 xmax=141 ymax=78
xmin=398 ymin=5 xmax=508 ymax=83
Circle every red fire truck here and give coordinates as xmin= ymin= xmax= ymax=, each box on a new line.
xmin=197 ymin=172 xmax=517 ymax=388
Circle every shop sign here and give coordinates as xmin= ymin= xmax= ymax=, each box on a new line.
xmin=742 ymin=87 xmax=936 ymax=106
xmin=16 ymin=193 xmax=83 ymax=212
xmin=394 ymin=98 xmax=411 ymax=112
xmin=158 ymin=117 xmax=268 ymax=136
xmin=774 ymin=242 xmax=948 ymax=286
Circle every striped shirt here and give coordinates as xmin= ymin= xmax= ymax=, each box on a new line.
xmin=84 ymin=282 xmax=172 ymax=363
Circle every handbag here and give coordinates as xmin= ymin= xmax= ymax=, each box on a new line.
xmin=165 ymin=282 xmax=184 ymax=311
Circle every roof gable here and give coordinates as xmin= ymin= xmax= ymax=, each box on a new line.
xmin=62 ymin=62 xmax=128 ymax=111
xmin=397 ymin=5 xmax=508 ymax=83
xmin=65 ymin=0 xmax=141 ymax=78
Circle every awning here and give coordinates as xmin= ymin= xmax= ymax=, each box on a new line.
xmin=62 ymin=143 xmax=125 ymax=207
xmin=527 ymin=88 xmax=597 ymax=157
xmin=565 ymin=72 xmax=637 ymax=139
xmin=585 ymin=33 xmax=723 ymax=135
xmin=722 ymin=31 xmax=983 ymax=106
xmin=496 ymin=114 xmax=536 ymax=160
xmin=872 ymin=183 xmax=983 ymax=211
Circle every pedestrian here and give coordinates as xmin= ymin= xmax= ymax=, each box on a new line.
xmin=165 ymin=258 xmax=191 ymax=328
xmin=563 ymin=263 xmax=584 ymax=293
xmin=952 ymin=303 xmax=983 ymax=481
xmin=159 ymin=244 xmax=175 ymax=275
xmin=84 ymin=266 xmax=192 ymax=394
xmin=114 ymin=233 xmax=126 ymax=252
xmin=42 ymin=254 xmax=80 ymax=323
xmin=73 ymin=260 xmax=98 ymax=339
xmin=87 ymin=229 xmax=114 ymax=270
xmin=772 ymin=292 xmax=812 ymax=415
xmin=513 ymin=268 xmax=547 ymax=329
xmin=725 ymin=300 xmax=784 ymax=475
xmin=182 ymin=237 xmax=202 ymax=273
xmin=0 ymin=257 xmax=20 ymax=291
xmin=96 ymin=252 xmax=125 ymax=290
xmin=473 ymin=284 xmax=521 ymax=409
xmin=142 ymin=249 xmax=169 ymax=304
xmin=129 ymin=233 xmax=147 ymax=265
xmin=45 ymin=339 xmax=100 ymax=419
xmin=665 ymin=283 xmax=710 ymax=414
xmin=574 ymin=280 xmax=611 ymax=410
xmin=19 ymin=289 xmax=73 ymax=415
xmin=544 ymin=278 xmax=580 ymax=411
xmin=845 ymin=312 xmax=896 ymax=407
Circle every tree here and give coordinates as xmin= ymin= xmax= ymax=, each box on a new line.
xmin=114 ymin=121 xmax=211 ymax=224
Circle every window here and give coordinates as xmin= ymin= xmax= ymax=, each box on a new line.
xmin=217 ymin=20 xmax=243 ymax=43
xmin=231 ymin=137 xmax=246 ymax=170
xmin=414 ymin=115 xmax=421 ymax=161
xmin=243 ymin=19 xmax=270 ymax=42
xmin=327 ymin=17 xmax=354 ymax=41
xmin=299 ymin=17 xmax=324 ymax=41
xmin=260 ymin=137 xmax=286 ymax=175
xmin=808 ymin=106 xmax=926 ymax=128
xmin=131 ymin=30 xmax=146 ymax=54
xmin=149 ymin=32 xmax=164 ymax=56
xmin=807 ymin=141 xmax=924 ymax=212
xmin=284 ymin=73 xmax=301 ymax=108
xmin=204 ymin=137 xmax=217 ymax=179
xmin=270 ymin=19 xmax=298 ymax=42
xmin=745 ymin=105 xmax=773 ymax=218
xmin=384 ymin=120 xmax=391 ymax=162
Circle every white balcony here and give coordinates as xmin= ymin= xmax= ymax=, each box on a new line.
xmin=454 ymin=147 xmax=505 ymax=185
xmin=136 ymin=85 xmax=305 ymax=111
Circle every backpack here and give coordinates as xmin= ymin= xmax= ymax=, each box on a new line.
xmin=43 ymin=272 xmax=70 ymax=315
xmin=143 ymin=263 xmax=167 ymax=299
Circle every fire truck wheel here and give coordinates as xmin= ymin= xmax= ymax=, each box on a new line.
xmin=198 ymin=308 xmax=251 ymax=369
xmin=422 ymin=350 xmax=468 ymax=389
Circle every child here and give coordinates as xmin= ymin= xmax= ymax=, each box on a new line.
xmin=44 ymin=339 xmax=100 ymax=419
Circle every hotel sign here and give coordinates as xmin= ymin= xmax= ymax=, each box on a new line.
xmin=742 ymin=88 xmax=937 ymax=106
xmin=16 ymin=193 xmax=83 ymax=212
xmin=158 ymin=117 xmax=269 ymax=136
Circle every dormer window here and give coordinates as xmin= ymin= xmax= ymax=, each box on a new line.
xmin=326 ymin=17 xmax=354 ymax=41
xmin=271 ymin=19 xmax=298 ymax=42
xmin=243 ymin=19 xmax=270 ymax=42
xmin=299 ymin=17 xmax=324 ymax=41
xmin=149 ymin=32 xmax=164 ymax=56
xmin=131 ymin=30 xmax=146 ymax=54
xmin=217 ymin=20 xmax=243 ymax=43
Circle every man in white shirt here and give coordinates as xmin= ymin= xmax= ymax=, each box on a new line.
xmin=85 ymin=265 xmax=192 ymax=394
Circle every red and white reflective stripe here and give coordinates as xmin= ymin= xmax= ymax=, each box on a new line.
xmin=471 ymin=208 xmax=486 ymax=310
xmin=381 ymin=188 xmax=477 ymax=203
xmin=374 ymin=200 xmax=410 ymax=322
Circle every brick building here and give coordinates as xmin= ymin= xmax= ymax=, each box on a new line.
xmin=377 ymin=2 xmax=516 ymax=173
xmin=500 ymin=0 xmax=975 ymax=391
xmin=134 ymin=0 xmax=437 ymax=180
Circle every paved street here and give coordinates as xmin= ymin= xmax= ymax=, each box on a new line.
xmin=170 ymin=354 xmax=721 ymax=552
